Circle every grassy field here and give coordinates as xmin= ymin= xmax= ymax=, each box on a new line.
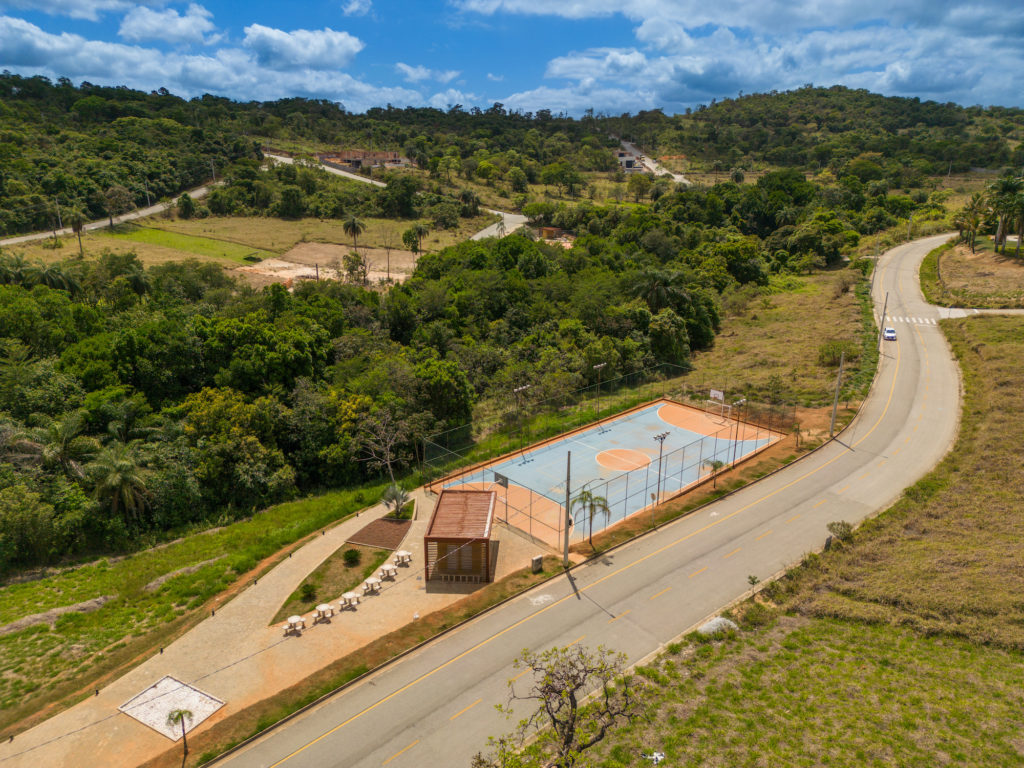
xmin=0 ymin=482 xmax=386 ymax=733
xmin=921 ymin=239 xmax=1024 ymax=308
xmin=104 ymin=225 xmax=278 ymax=263
xmin=153 ymin=211 xmax=497 ymax=256
xmin=581 ymin=316 xmax=1024 ymax=768
xmin=271 ymin=544 xmax=390 ymax=625
xmin=690 ymin=269 xmax=872 ymax=406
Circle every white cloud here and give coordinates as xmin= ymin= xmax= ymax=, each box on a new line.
xmin=119 ymin=4 xmax=220 ymax=46
xmin=342 ymin=0 xmax=372 ymax=15
xmin=0 ymin=0 xmax=159 ymax=21
xmin=242 ymin=23 xmax=364 ymax=70
xmin=428 ymin=88 xmax=478 ymax=109
xmin=0 ymin=15 xmax=419 ymax=112
xmin=396 ymin=62 xmax=460 ymax=83
xmin=486 ymin=72 xmax=504 ymax=81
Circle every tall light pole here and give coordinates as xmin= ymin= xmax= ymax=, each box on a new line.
xmin=514 ymin=384 xmax=531 ymax=462
xmin=652 ymin=431 xmax=669 ymax=524
xmin=730 ymin=399 xmax=746 ymax=468
xmin=593 ymin=362 xmax=607 ymax=422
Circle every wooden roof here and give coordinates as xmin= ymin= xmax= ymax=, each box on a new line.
xmin=425 ymin=489 xmax=495 ymax=540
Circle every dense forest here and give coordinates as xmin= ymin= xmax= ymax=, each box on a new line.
xmin=0 ymin=72 xmax=1001 ymax=575
xmin=3 ymin=75 xmax=1022 ymax=237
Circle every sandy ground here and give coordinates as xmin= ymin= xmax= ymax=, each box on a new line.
xmin=233 ymin=242 xmax=419 ymax=289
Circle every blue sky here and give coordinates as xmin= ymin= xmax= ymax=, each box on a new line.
xmin=0 ymin=0 xmax=1021 ymax=114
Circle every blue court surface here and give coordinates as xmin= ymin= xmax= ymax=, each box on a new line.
xmin=440 ymin=400 xmax=780 ymax=544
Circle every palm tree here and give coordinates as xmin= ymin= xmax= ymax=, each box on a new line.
xmin=987 ymin=175 xmax=1023 ymax=253
xmin=22 ymin=411 xmax=100 ymax=480
xmin=413 ymin=222 xmax=429 ymax=254
xmin=90 ymin=442 xmax=149 ymax=527
xmin=381 ymin=484 xmax=411 ymax=517
xmin=166 ymin=708 xmax=194 ymax=757
xmin=343 ymin=215 xmax=365 ymax=252
xmin=68 ymin=209 xmax=87 ymax=257
xmin=572 ymin=488 xmax=611 ymax=548
xmin=631 ymin=269 xmax=687 ymax=313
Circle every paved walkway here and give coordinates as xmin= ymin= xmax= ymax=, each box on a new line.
xmin=0 ymin=488 xmax=547 ymax=768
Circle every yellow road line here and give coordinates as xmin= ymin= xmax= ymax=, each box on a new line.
xmin=755 ymin=530 xmax=773 ymax=541
xmin=382 ymin=740 xmax=419 ymax=766
xmin=723 ymin=547 xmax=741 ymax=559
xmin=568 ymin=634 xmax=586 ymax=646
xmin=837 ymin=485 xmax=850 ymax=494
xmin=267 ymin=337 xmax=905 ymax=768
xmin=786 ymin=514 xmax=800 ymax=524
xmin=813 ymin=499 xmax=826 ymax=508
xmin=649 ymin=587 xmax=671 ymax=601
xmin=608 ymin=609 xmax=631 ymax=624
xmin=450 ymin=699 xmax=482 ymax=721
xmin=511 ymin=668 xmax=530 ymax=682
xmin=689 ymin=566 xmax=708 ymax=578
xmin=858 ymin=472 xmax=870 ymax=480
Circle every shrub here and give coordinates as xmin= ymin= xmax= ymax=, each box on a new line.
xmin=342 ymin=548 xmax=361 ymax=567
xmin=817 ymin=339 xmax=859 ymax=367
xmin=299 ymin=582 xmax=316 ymax=602
xmin=826 ymin=520 xmax=854 ymax=543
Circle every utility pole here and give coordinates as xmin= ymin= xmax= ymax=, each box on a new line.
xmin=54 ymin=196 xmax=62 ymax=230
xmin=829 ymin=352 xmax=845 ymax=438
xmin=593 ymin=362 xmax=607 ymax=420
xmin=877 ymin=291 xmax=889 ymax=351
xmin=730 ymin=399 xmax=746 ymax=467
xmin=653 ymin=432 xmax=669 ymax=523
xmin=563 ymin=452 xmax=571 ymax=567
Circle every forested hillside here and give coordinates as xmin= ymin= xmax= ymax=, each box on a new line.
xmin=4 ymin=76 xmax=1022 ymax=238
xmin=607 ymin=85 xmax=1024 ymax=176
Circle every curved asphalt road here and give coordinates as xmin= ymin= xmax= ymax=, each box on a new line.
xmin=216 ymin=233 xmax=961 ymax=768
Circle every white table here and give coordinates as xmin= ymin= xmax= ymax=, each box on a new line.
xmin=340 ymin=592 xmax=360 ymax=609
xmin=284 ymin=615 xmax=305 ymax=634
xmin=394 ymin=550 xmax=412 ymax=565
xmin=363 ymin=576 xmax=382 ymax=594
xmin=379 ymin=564 xmax=398 ymax=580
xmin=314 ymin=603 xmax=333 ymax=622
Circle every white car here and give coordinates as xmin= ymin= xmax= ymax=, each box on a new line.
xmin=883 ymin=327 xmax=897 ymax=341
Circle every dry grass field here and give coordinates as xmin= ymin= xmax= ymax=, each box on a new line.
xmin=922 ymin=239 xmax=1024 ymax=308
xmin=587 ymin=316 xmax=1024 ymax=768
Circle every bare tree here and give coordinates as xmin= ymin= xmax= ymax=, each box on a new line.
xmin=476 ymin=645 xmax=641 ymax=768
xmin=359 ymin=409 xmax=407 ymax=485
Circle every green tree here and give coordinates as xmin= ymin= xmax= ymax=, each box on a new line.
xmin=103 ymin=184 xmax=133 ymax=228
xmin=627 ymin=173 xmax=652 ymax=202
xmin=177 ymin=193 xmax=196 ymax=219
xmin=278 ymin=185 xmax=306 ymax=218
xmin=21 ymin=410 xmax=100 ymax=480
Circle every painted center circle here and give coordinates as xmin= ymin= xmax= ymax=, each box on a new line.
xmin=596 ymin=448 xmax=652 ymax=471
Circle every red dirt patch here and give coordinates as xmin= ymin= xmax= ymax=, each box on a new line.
xmin=346 ymin=518 xmax=412 ymax=550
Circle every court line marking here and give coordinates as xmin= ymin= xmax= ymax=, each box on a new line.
xmin=450 ymin=699 xmax=482 ymax=721
xmin=382 ymin=740 xmax=419 ymax=766
xmin=650 ymin=587 xmax=672 ymax=601
xmin=265 ymin=324 xmax=905 ymax=768
xmin=723 ymin=548 xmax=741 ymax=559
xmin=755 ymin=530 xmax=773 ymax=541
xmin=689 ymin=566 xmax=708 ymax=578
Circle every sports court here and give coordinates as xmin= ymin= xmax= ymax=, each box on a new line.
xmin=431 ymin=398 xmax=783 ymax=549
